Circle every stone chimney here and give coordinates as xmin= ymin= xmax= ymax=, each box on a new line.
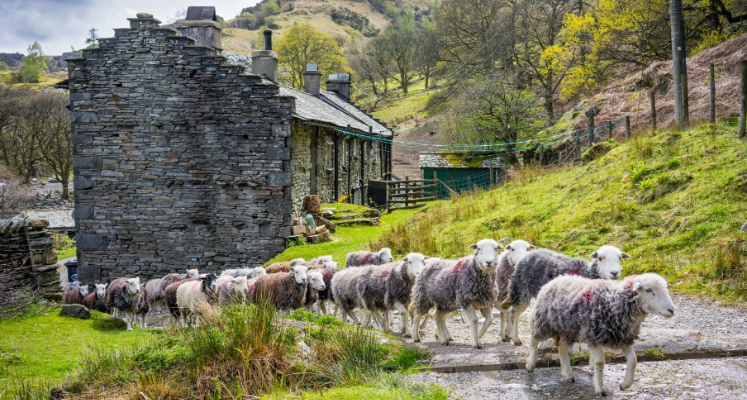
xmin=303 ymin=64 xmax=322 ymax=95
xmin=326 ymin=73 xmax=351 ymax=100
xmin=176 ymin=6 xmax=223 ymax=53
xmin=251 ymin=30 xmax=278 ymax=81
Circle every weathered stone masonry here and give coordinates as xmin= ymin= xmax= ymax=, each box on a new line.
xmin=66 ymin=17 xmax=294 ymax=282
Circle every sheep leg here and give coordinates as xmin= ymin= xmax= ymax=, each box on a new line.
xmin=558 ymin=340 xmax=574 ymax=382
xmin=499 ymin=306 xmax=510 ymax=342
xmin=478 ymin=307 xmax=493 ymax=339
xmin=363 ymin=310 xmax=373 ymax=327
xmin=589 ymin=345 xmax=608 ymax=396
xmin=125 ymin=311 xmax=133 ymax=331
xmin=619 ymin=345 xmax=637 ymax=390
xmin=371 ymin=309 xmax=388 ymax=331
xmin=139 ymin=313 xmax=148 ymax=329
xmin=525 ymin=336 xmax=541 ymax=372
xmin=348 ymin=308 xmax=360 ymax=326
xmin=420 ymin=311 xmax=430 ymax=330
xmin=464 ymin=306 xmax=481 ymax=349
xmin=436 ymin=310 xmax=451 ymax=345
xmin=412 ymin=311 xmax=425 ymax=343
xmin=394 ymin=302 xmax=410 ymax=336
xmin=319 ymin=300 xmax=328 ymax=315
xmin=510 ymin=303 xmax=529 ymax=346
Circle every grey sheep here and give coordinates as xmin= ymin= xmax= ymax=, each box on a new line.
xmin=63 ymin=284 xmax=89 ymax=305
xmin=310 ymin=255 xmax=333 ymax=264
xmin=303 ymin=271 xmax=327 ymax=313
xmin=315 ymin=267 xmax=338 ymax=314
xmin=526 ymin=273 xmax=674 ymax=396
xmin=411 ymin=239 xmax=502 ymax=348
xmin=345 ymin=248 xmax=393 ymax=267
xmin=330 ymin=266 xmax=370 ymax=325
xmin=493 ymin=240 xmax=535 ymax=342
xmin=384 ymin=253 xmax=426 ymax=337
xmin=503 ymin=245 xmax=630 ymax=345
xmin=250 ymin=264 xmax=308 ymax=310
xmin=221 ymin=267 xmax=266 ymax=279
xmin=159 ymin=269 xmax=199 ymax=293
xmin=107 ymin=277 xmax=151 ymax=331
xmin=81 ymin=283 xmax=109 ymax=313
xmin=217 ymin=276 xmax=249 ymax=305
xmin=145 ymin=278 xmax=164 ymax=304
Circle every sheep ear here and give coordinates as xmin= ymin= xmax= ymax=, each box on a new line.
xmin=621 ymin=252 xmax=631 ymax=259
xmin=506 ymin=244 xmax=513 ymax=250
xmin=590 ymin=251 xmax=599 ymax=259
xmin=468 ymin=243 xmax=478 ymax=250
xmin=529 ymin=245 xmax=537 ymax=250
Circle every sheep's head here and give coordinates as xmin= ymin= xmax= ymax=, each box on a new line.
xmin=232 ymin=277 xmax=249 ymax=294
xmin=253 ymin=267 xmax=267 ymax=278
xmin=290 ymin=265 xmax=308 ymax=285
xmin=320 ymin=255 xmax=333 ymax=263
xmin=125 ymin=278 xmax=141 ymax=295
xmin=308 ymin=271 xmax=326 ymax=291
xmin=378 ymin=248 xmax=394 ymax=263
xmin=505 ymin=240 xmax=536 ymax=267
xmin=95 ymin=283 xmax=107 ymax=298
xmin=323 ymin=261 xmax=339 ymax=270
xmin=290 ymin=258 xmax=306 ymax=267
xmin=628 ymin=273 xmax=674 ymax=318
xmin=79 ymin=285 xmax=90 ymax=297
xmin=591 ymin=245 xmax=630 ymax=280
xmin=404 ymin=253 xmax=426 ymax=279
xmin=202 ymin=273 xmax=218 ymax=291
xmin=185 ymin=269 xmax=199 ymax=279
xmin=469 ymin=239 xmax=502 ymax=271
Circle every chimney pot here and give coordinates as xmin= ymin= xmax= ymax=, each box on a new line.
xmin=251 ymin=30 xmax=278 ymax=81
xmin=326 ymin=72 xmax=352 ymax=100
xmin=176 ymin=6 xmax=222 ymax=53
xmin=303 ymin=64 xmax=322 ymax=95
xmin=264 ymin=30 xmax=273 ymax=51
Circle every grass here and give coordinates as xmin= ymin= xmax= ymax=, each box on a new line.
xmin=265 ymin=202 xmax=423 ymax=267
xmin=0 ymin=71 xmax=66 ymax=90
xmin=373 ymin=122 xmax=747 ymax=302
xmin=0 ymin=309 xmax=158 ymax=395
xmin=57 ymin=247 xmax=76 ymax=260
xmin=263 ymin=377 xmax=448 ymax=400
xmin=371 ymin=87 xmax=438 ymax=125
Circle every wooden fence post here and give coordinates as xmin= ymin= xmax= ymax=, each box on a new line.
xmin=608 ymin=122 xmax=613 ymax=140
xmin=709 ymin=63 xmax=716 ymax=123
xmin=405 ymin=176 xmax=410 ymax=206
xmin=650 ymin=91 xmax=657 ymax=131
xmin=489 ymin=166 xmax=494 ymax=187
xmin=575 ymin=131 xmax=581 ymax=158
xmin=588 ymin=114 xmax=595 ymax=147
xmin=625 ymin=116 xmax=631 ymax=139
xmin=740 ymin=60 xmax=747 ymax=139
xmin=433 ymin=171 xmax=438 ymax=198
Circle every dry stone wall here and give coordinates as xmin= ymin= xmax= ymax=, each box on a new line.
xmin=66 ymin=17 xmax=294 ymax=283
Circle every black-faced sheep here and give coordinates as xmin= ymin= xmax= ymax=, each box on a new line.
xmin=159 ymin=269 xmax=199 ymax=293
xmin=345 ymin=248 xmax=393 ymax=267
xmin=503 ymin=245 xmax=630 ymax=345
xmin=493 ymin=240 xmax=535 ymax=341
xmin=526 ymin=273 xmax=674 ymax=396
xmin=81 ymin=283 xmax=109 ymax=313
xmin=176 ymin=273 xmax=218 ymax=324
xmin=107 ymin=277 xmax=151 ymax=331
xmin=383 ymin=253 xmax=426 ymax=336
xmin=330 ymin=266 xmax=369 ymax=325
xmin=63 ymin=284 xmax=89 ymax=305
xmin=303 ymin=271 xmax=326 ymax=313
xmin=411 ymin=240 xmax=502 ymax=348
xmin=250 ymin=264 xmax=308 ymax=311
xmin=217 ymin=276 xmax=248 ymax=305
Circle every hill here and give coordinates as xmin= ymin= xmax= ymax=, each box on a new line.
xmin=373 ymin=121 xmax=747 ymax=302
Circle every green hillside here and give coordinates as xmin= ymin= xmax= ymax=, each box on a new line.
xmin=373 ymin=121 xmax=747 ymax=302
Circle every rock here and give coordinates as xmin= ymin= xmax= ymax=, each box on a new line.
xmin=315 ymin=216 xmax=336 ymax=232
xmin=741 ymin=221 xmax=747 ymax=232
xmin=59 ymin=304 xmax=91 ymax=319
xmin=362 ymin=209 xmax=381 ymax=218
xmin=322 ymin=210 xmax=334 ymax=219
xmin=136 ymin=12 xmax=153 ymax=18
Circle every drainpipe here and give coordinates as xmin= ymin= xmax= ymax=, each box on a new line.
xmin=334 ymin=132 xmax=340 ymax=202
xmin=360 ymin=139 xmax=365 ymax=205
xmin=347 ymin=133 xmax=353 ymax=203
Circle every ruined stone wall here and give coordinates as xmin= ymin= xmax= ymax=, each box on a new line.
xmin=67 ymin=17 xmax=294 ymax=283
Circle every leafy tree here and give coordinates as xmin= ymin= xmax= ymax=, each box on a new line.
xmin=380 ymin=25 xmax=417 ymax=94
xmin=276 ymin=23 xmax=351 ymax=89
xmin=262 ymin=0 xmax=280 ymax=16
xmin=19 ymin=42 xmax=46 ymax=84
xmin=413 ymin=28 xmax=441 ymax=89
xmin=0 ymin=61 xmax=8 ymax=71
xmin=35 ymin=93 xmax=73 ymax=199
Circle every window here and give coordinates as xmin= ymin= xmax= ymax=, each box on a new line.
xmin=325 ymin=140 xmax=334 ymax=171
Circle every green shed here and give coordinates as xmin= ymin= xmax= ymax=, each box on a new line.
xmin=419 ymin=153 xmax=506 ymax=199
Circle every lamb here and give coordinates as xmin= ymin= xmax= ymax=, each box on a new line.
xmin=383 ymin=253 xmax=426 ymax=336
xmin=503 ymin=245 xmax=630 ymax=345
xmin=411 ymin=239 xmax=501 ymax=348
xmin=493 ymin=240 xmax=536 ymax=341
xmin=107 ymin=277 xmax=151 ymax=331
xmin=265 ymin=258 xmax=306 ymax=274
xmin=217 ymin=276 xmax=249 ymax=305
xmin=175 ymin=273 xmax=218 ymax=324
xmin=345 ymin=248 xmax=393 ymax=267
xmin=81 ymin=283 xmax=109 ymax=313
xmin=220 ymin=267 xmax=266 ymax=279
xmin=159 ymin=269 xmax=199 ymax=293
xmin=330 ymin=266 xmax=371 ymax=324
xmin=63 ymin=284 xmax=89 ymax=305
xmin=303 ymin=271 xmax=327 ymax=313
xmin=250 ymin=264 xmax=308 ymax=310
xmin=526 ymin=273 xmax=675 ymax=396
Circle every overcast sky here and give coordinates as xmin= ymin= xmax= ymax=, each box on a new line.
xmin=0 ymin=0 xmax=256 ymax=56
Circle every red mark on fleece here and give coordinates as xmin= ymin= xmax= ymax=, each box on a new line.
xmin=624 ymin=275 xmax=639 ymax=288
xmin=570 ymin=267 xmax=580 ymax=276
xmin=364 ymin=254 xmax=371 ymax=262
xmin=381 ymin=270 xmax=390 ymax=279
xmin=219 ymin=280 xmax=230 ymax=290
xmin=453 ymin=260 xmax=465 ymax=273
xmin=582 ymin=288 xmax=592 ymax=304
xmin=191 ymin=281 xmax=201 ymax=292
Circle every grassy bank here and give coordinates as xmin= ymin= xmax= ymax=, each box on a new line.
xmin=374 ymin=122 xmax=747 ymax=302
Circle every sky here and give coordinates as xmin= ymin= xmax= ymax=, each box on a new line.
xmin=0 ymin=0 xmax=257 ymax=56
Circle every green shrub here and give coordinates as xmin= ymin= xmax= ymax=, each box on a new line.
xmin=581 ymin=139 xmax=618 ymax=163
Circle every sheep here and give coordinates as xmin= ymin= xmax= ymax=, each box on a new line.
xmin=330 ymin=266 xmax=370 ymax=325
xmin=503 ymin=245 xmax=630 ymax=345
xmin=81 ymin=283 xmax=109 ymax=313
xmin=265 ymin=258 xmax=306 ymax=274
xmin=526 ymin=273 xmax=675 ymax=396
xmin=345 ymin=248 xmax=393 ymax=267
xmin=411 ymin=239 xmax=501 ymax=349
xmin=383 ymin=253 xmax=426 ymax=336
xmin=314 ymin=267 xmax=338 ymax=314
xmin=107 ymin=277 xmax=151 ymax=331
xmin=303 ymin=271 xmax=327 ymax=313
xmin=61 ymin=281 xmax=80 ymax=299
xmin=145 ymin=278 xmax=165 ymax=304
xmin=63 ymin=284 xmax=89 ymax=305
xmin=164 ymin=278 xmax=195 ymax=322
xmin=493 ymin=240 xmax=536 ymax=341
xmin=174 ymin=273 xmax=218 ymax=324
xmin=310 ymin=255 xmax=333 ymax=264
xmin=220 ymin=267 xmax=266 ymax=279
xmin=250 ymin=264 xmax=308 ymax=311
xmin=264 ymin=261 xmax=337 ymax=274
xmin=217 ymin=276 xmax=249 ymax=305
xmin=159 ymin=269 xmax=199 ymax=293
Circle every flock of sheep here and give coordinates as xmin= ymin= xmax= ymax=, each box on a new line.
xmin=61 ymin=242 xmax=675 ymax=396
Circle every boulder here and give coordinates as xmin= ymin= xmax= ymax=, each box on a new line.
xmin=362 ymin=209 xmax=381 ymax=218
xmin=59 ymin=304 xmax=91 ymax=319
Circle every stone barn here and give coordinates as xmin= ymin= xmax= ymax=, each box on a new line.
xmin=57 ymin=7 xmax=392 ymax=283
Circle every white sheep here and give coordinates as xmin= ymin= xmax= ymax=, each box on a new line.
xmin=175 ymin=273 xmax=218 ymax=325
xmin=220 ymin=267 xmax=266 ymax=279
xmin=493 ymin=240 xmax=535 ymax=341
xmin=303 ymin=271 xmax=327 ymax=313
xmin=310 ymin=255 xmax=333 ymax=264
xmin=345 ymin=248 xmax=393 ymax=267
xmin=217 ymin=276 xmax=249 ymax=305
xmin=504 ymin=245 xmax=630 ymax=345
xmin=526 ymin=273 xmax=674 ymax=396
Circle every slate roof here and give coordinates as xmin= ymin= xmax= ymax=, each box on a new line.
xmin=419 ymin=153 xmax=505 ymax=169
xmin=278 ymin=86 xmax=392 ymax=137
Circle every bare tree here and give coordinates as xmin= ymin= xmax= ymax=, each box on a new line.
xmin=414 ymin=28 xmax=441 ymax=89
xmin=35 ymin=93 xmax=72 ymax=200
xmin=381 ymin=25 xmax=418 ymax=94
xmin=0 ymin=165 xmax=31 ymax=218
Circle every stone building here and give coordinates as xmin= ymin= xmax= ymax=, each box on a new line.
xmin=57 ymin=7 xmax=392 ymax=283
